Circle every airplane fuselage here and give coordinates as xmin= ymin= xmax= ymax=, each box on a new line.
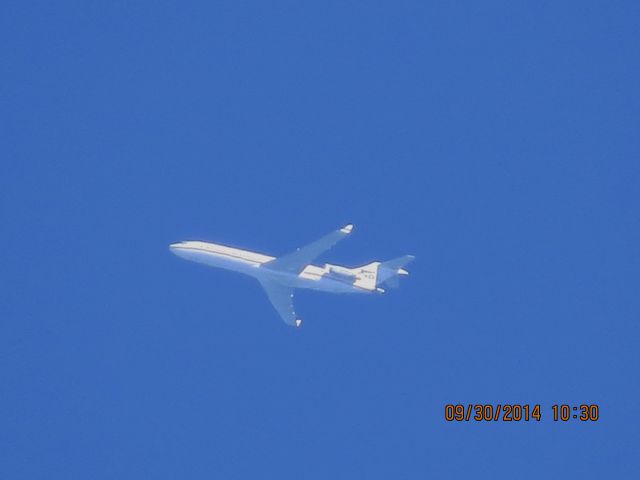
xmin=169 ymin=241 xmax=372 ymax=294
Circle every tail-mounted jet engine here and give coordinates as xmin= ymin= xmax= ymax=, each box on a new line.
xmin=324 ymin=264 xmax=358 ymax=283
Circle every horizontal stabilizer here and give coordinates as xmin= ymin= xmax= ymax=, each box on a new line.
xmin=380 ymin=255 xmax=415 ymax=271
xmin=383 ymin=275 xmax=400 ymax=289
xmin=376 ymin=255 xmax=415 ymax=286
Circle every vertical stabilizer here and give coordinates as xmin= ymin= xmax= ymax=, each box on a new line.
xmin=353 ymin=262 xmax=380 ymax=291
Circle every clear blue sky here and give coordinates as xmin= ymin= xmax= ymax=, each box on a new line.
xmin=2 ymin=1 xmax=639 ymax=478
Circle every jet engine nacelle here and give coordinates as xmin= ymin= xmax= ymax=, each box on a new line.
xmin=324 ymin=264 xmax=357 ymax=282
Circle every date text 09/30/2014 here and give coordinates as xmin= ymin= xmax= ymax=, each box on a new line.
xmin=444 ymin=404 xmax=600 ymax=422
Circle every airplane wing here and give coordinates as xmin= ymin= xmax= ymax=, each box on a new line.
xmin=262 ymin=224 xmax=354 ymax=274
xmin=258 ymin=279 xmax=302 ymax=327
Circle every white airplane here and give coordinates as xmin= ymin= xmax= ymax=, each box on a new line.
xmin=169 ymin=225 xmax=414 ymax=327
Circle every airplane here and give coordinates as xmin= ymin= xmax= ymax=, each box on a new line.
xmin=169 ymin=225 xmax=414 ymax=327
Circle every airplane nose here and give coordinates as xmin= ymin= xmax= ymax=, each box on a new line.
xmin=170 ymin=242 xmax=194 ymax=260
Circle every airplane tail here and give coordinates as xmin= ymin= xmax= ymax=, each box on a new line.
xmin=353 ymin=255 xmax=415 ymax=292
